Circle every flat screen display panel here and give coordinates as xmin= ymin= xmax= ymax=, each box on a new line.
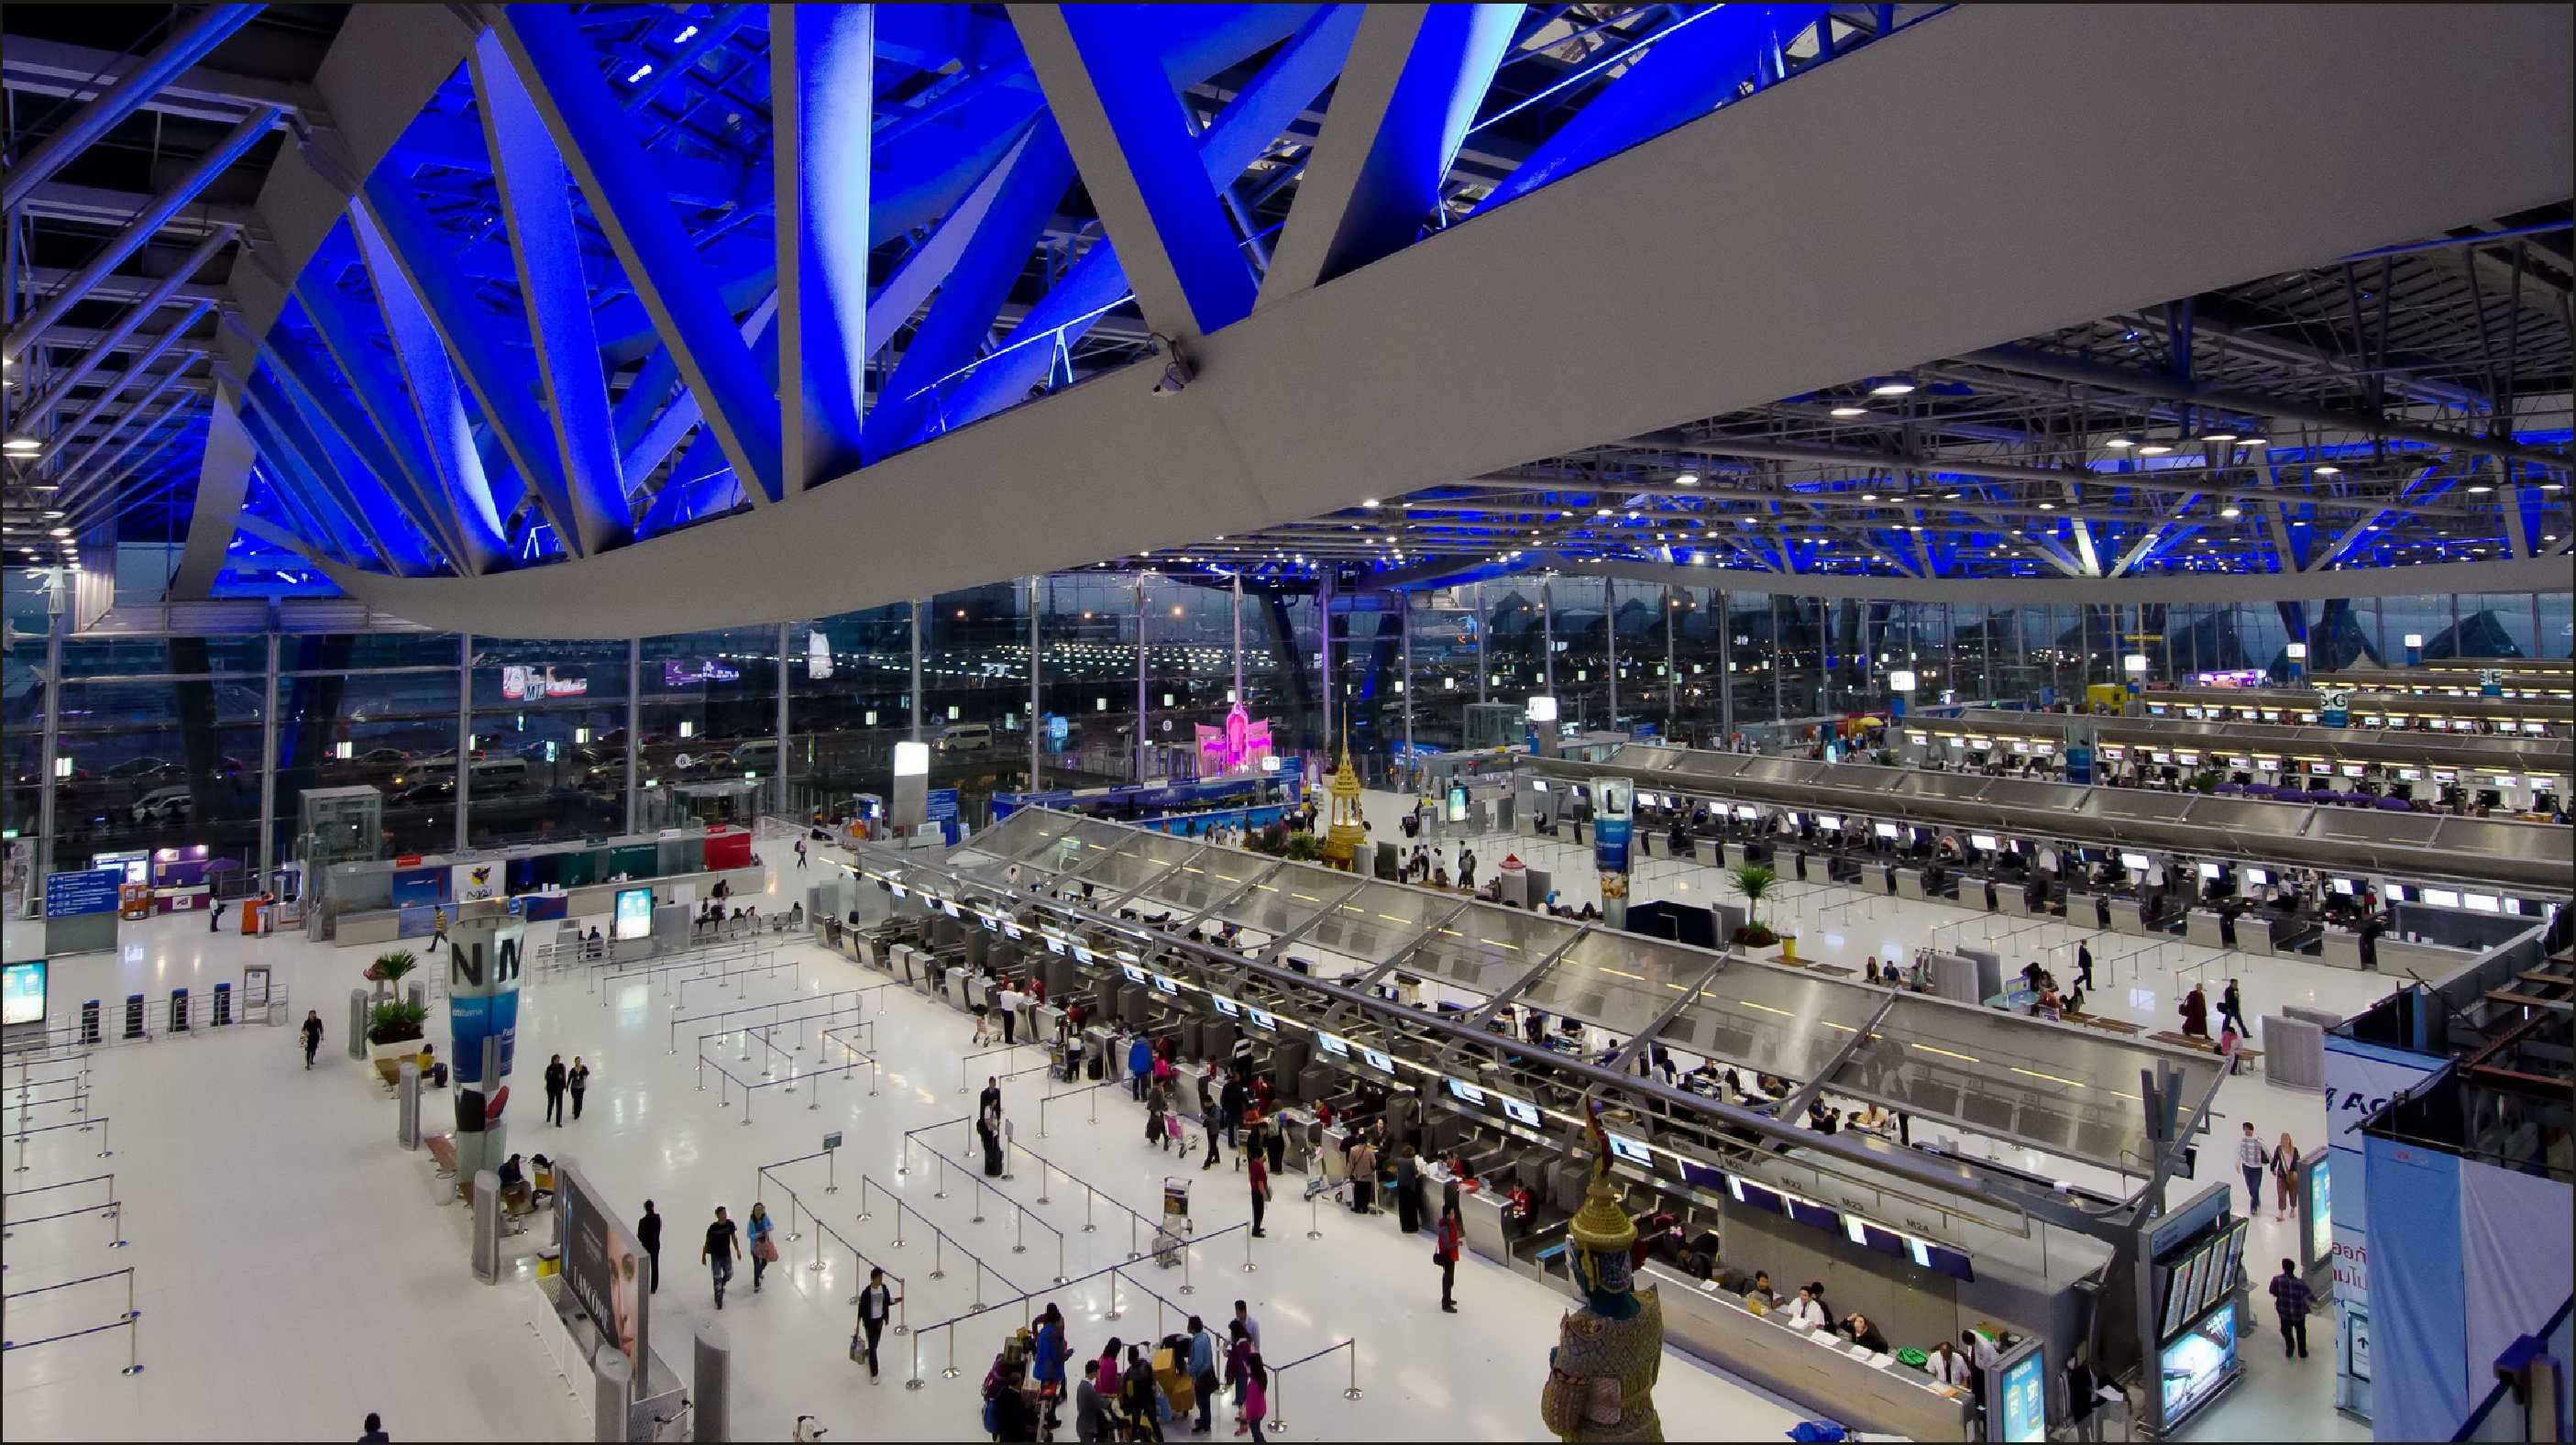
xmin=1360 ymin=1048 xmax=1394 ymax=1075
xmin=1119 ymin=964 xmax=1149 ymax=986
xmin=613 ymin=887 xmax=655 ymax=941
xmin=1208 ymin=996 xmax=1242 ymax=1018
xmin=1316 ymin=1032 xmax=1350 ymax=1058
xmin=1500 ymin=1098 xmax=1541 ymax=1128
xmin=1677 ymin=1157 xmax=1727 ymax=1192
xmin=0 ymin=960 xmax=45 ymax=1027
xmin=1785 ymin=1197 xmax=1843 ymax=1234
xmin=1447 ymin=1078 xmax=1486 ymax=1107
xmin=1245 ymin=1007 xmax=1278 ymax=1032
xmin=1605 ymin=1132 xmax=1654 ymax=1167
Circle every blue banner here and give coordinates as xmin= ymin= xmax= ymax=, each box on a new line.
xmin=390 ymin=866 xmax=446 ymax=909
xmin=449 ymin=990 xmax=523 ymax=1083
xmin=925 ymin=788 xmax=960 ymax=823
xmin=44 ymin=867 xmax=123 ymax=918
xmin=1594 ymin=815 xmax=1632 ymax=876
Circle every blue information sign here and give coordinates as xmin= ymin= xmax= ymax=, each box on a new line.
xmin=44 ymin=867 xmax=124 ymax=918
xmin=925 ymin=789 xmax=960 ymax=823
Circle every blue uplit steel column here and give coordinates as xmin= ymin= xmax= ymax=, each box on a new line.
xmin=1401 ymin=589 xmax=1414 ymax=782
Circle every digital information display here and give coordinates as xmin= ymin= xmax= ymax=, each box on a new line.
xmin=1 ymin=960 xmax=46 ymax=1027
xmin=1150 ymin=974 xmax=1181 ymax=996
xmin=1360 ymin=1048 xmax=1394 ymax=1075
xmin=2306 ymin=1159 xmax=2332 ymax=1268
xmin=1500 ymin=1097 xmax=1541 ymax=1128
xmin=1446 ymin=1078 xmax=1486 ymax=1107
xmin=1208 ymin=996 xmax=1242 ymax=1018
xmin=1316 ymin=1032 xmax=1350 ymax=1058
xmin=1245 ymin=1007 xmax=1278 ymax=1032
xmin=1606 ymin=1132 xmax=1655 ymax=1166
xmin=1044 ymin=938 xmax=1067 ymax=956
xmin=1119 ymin=965 xmax=1149 ymax=986
xmin=613 ymin=887 xmax=655 ymax=941
xmin=1999 ymin=1351 xmax=2048 ymax=1442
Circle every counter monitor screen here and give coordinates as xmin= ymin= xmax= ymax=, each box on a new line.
xmin=1209 ymin=996 xmax=1241 ymax=1018
xmin=1045 ymin=937 xmax=1067 ymax=956
xmin=1071 ymin=944 xmax=1094 ymax=965
xmin=1734 ymin=805 xmax=1759 ymax=821
xmin=1152 ymin=974 xmax=1183 ymax=995
xmin=941 ymin=899 xmax=963 ymax=919
xmin=1972 ymin=834 xmax=1999 ymax=851
xmin=1360 ymin=1048 xmax=1394 ymax=1075
xmin=1785 ymin=1198 xmax=1843 ymax=1234
xmin=1845 ymin=1219 xmax=1908 ymax=1258
xmin=2331 ymin=878 xmax=2356 ymax=897
xmin=2340 ymin=763 xmax=2366 ymax=778
xmin=1447 ymin=1078 xmax=1487 ymax=1107
xmin=1787 ymin=811 xmax=1805 ymax=826
xmin=887 ymin=883 xmax=908 ymax=899
xmin=2120 ymin=852 xmax=2151 ymax=871
xmin=2465 ymin=893 xmax=2501 ymax=913
xmin=1818 ymin=815 xmax=1843 ymax=831
xmin=1500 ymin=1097 xmax=1541 ymax=1128
xmin=1119 ymin=964 xmax=1148 ymax=986
xmin=1317 ymin=1032 xmax=1350 ymax=1058
xmin=1918 ymin=1241 xmax=1975 ymax=1282
xmin=1246 ymin=1007 xmax=1278 ymax=1032
xmin=2245 ymin=867 xmax=2270 ymax=886
xmin=1605 ymin=1132 xmax=1655 ymax=1167
xmin=1873 ymin=822 xmax=1899 ymax=839
xmin=2198 ymin=863 xmax=2220 ymax=879
xmin=2425 ymin=888 xmax=2461 ymax=909
xmin=1728 ymin=1177 xmax=1785 ymax=1214
xmin=1003 ymin=922 xmax=1024 ymax=940
xmin=1677 ymin=1158 xmax=1726 ymax=1192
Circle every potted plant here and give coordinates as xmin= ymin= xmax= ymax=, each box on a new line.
xmin=1727 ymin=862 xmax=1788 ymax=953
xmin=365 ymin=950 xmax=419 ymax=1001
xmin=366 ymin=999 xmax=430 ymax=1061
xmin=1282 ymin=832 xmax=1325 ymax=864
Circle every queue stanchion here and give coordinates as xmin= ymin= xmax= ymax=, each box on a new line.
xmin=855 ymin=1176 xmax=874 ymax=1223
xmin=891 ymin=1200 xmax=907 ymax=1250
xmin=1346 ymin=1339 xmax=1364 ymax=1399
xmin=1306 ymin=1186 xmax=1325 ymax=1241
xmin=1083 ymin=1184 xmax=1097 ymax=1233
xmin=941 ymin=1328 xmax=960 ymax=1381
xmin=124 ymin=1266 xmax=142 ymax=1376
xmin=972 ymin=1257 xmax=986 ymax=1310
xmin=1034 ymin=1154 xmax=1051 ymax=1205
xmin=809 ymin=1219 xmax=825 ymax=1274
xmin=1103 ymin=1267 xmax=1123 ymax=1321
xmin=1178 ymin=1239 xmax=1194 ymax=1296
xmin=742 ymin=1082 xmax=754 ymax=1127
xmin=1241 ymin=1225 xmax=1257 ymax=1274
xmin=807 ymin=1064 xmax=820 ymax=1110
xmin=1053 ymin=1230 xmax=1066 ymax=1285
xmin=971 ymin=1178 xmax=985 ymax=1225
xmin=1013 ymin=1206 xmax=1027 ymax=1255
xmin=933 ymin=1153 xmax=948 ymax=1200
xmin=784 ymin=1193 xmax=800 ymax=1243
xmin=825 ymin=1152 xmax=837 ymax=1195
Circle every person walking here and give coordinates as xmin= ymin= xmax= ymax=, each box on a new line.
xmin=1029 ymin=1302 xmax=1067 ymax=1426
xmin=1248 ymin=1145 xmax=1271 ymax=1239
xmin=1147 ymin=1078 xmax=1172 ymax=1154
xmin=2270 ymin=1132 xmax=2301 ymax=1220
xmin=1186 ymin=1315 xmax=1223 ymax=1435
xmin=856 ymin=1268 xmax=901 ymax=1382
xmin=1458 ymin=847 xmax=1478 ymax=892
xmin=1224 ymin=1321 xmax=1253 ymax=1436
xmin=2065 ymin=1346 xmax=2106 ymax=1443
xmin=1119 ymin=1342 xmax=1163 ymax=1443
xmin=1241 ymin=1354 xmax=1270 ymax=1444
xmin=702 ymin=1206 xmax=742 ymax=1308
xmin=302 ymin=1009 xmax=325 ymax=1068
xmin=429 ymin=905 xmax=448 ymax=954
xmin=1434 ymin=1202 xmax=1463 ymax=1313
xmin=2268 ymin=1258 xmax=2314 ymax=1359
xmin=746 ymin=1201 xmax=777 ymax=1294
xmin=637 ymin=1201 xmax=662 ymax=1294
xmin=1073 ymin=1359 xmax=1111 ymax=1444
xmin=2180 ymin=982 xmax=2211 ymax=1039
xmin=1201 ymin=1079 xmax=1225 ymax=1172
xmin=2075 ymin=940 xmax=2095 ymax=989
xmin=794 ymin=838 xmax=808 ymax=869
xmin=2218 ymin=978 xmax=2249 ymax=1036
xmin=544 ymin=1053 xmax=567 ymax=1126
xmin=1263 ymin=1117 xmax=1286 ymax=1177
xmin=567 ymin=1056 xmax=590 ymax=1120
xmin=2236 ymin=1121 xmax=2268 ymax=1216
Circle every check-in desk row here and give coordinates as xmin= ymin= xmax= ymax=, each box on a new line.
xmin=1639 ymin=1262 xmax=1978 ymax=1442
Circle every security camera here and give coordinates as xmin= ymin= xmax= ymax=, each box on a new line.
xmin=1150 ymin=333 xmax=1193 ymax=396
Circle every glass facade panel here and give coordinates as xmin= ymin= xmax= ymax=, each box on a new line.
xmin=280 ymin=643 xmax=458 ymax=859
xmin=791 ymin=602 xmax=915 ymax=807
xmin=465 ymin=636 xmax=631 ymax=847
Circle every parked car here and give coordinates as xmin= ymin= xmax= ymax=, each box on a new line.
xmin=101 ymin=756 xmax=179 ymax=781
xmin=130 ymin=785 xmax=194 ymax=825
xmin=935 ymin=722 xmax=993 ymax=753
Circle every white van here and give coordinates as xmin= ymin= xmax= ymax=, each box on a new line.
xmin=731 ymin=739 xmax=780 ymax=772
xmin=936 ymin=722 xmax=993 ymax=753
xmin=131 ymin=785 xmax=193 ymax=825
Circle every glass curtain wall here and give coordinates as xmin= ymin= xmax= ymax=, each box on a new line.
xmin=1404 ymin=586 xmax=1480 ymax=752
xmin=924 ymin=581 xmax=1035 ymax=791
xmin=790 ymin=602 xmax=915 ymax=806
xmin=280 ymin=632 xmax=463 ymax=858
xmin=636 ymin=626 xmax=778 ymax=827
xmin=50 ymin=637 xmax=266 ymax=869
xmin=1484 ymin=580 xmax=1544 ymax=714
xmin=464 ymin=636 xmax=631 ymax=847
xmin=1040 ymin=574 xmax=1139 ymax=783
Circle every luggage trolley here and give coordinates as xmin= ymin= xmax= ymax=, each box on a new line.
xmin=1154 ymin=1176 xmax=1192 ymax=1269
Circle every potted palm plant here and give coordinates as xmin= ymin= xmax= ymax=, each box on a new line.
xmin=366 ymin=1000 xmax=431 ymax=1064
xmin=1728 ymin=863 xmax=1794 ymax=957
xmin=365 ymin=950 xmax=419 ymax=1001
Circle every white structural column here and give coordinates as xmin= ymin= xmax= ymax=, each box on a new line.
xmin=455 ymin=633 xmax=473 ymax=851
xmin=909 ymin=601 xmax=924 ymax=741
xmin=1475 ymin=582 xmax=1487 ymax=703
xmin=1134 ymin=575 xmax=1150 ymax=784
xmin=1666 ymin=587 xmax=1678 ymax=722
xmin=625 ymin=638 xmax=642 ymax=832
xmin=1717 ymin=590 xmax=1734 ymax=744
xmin=1541 ymin=577 xmax=1554 ymax=695
xmin=775 ymin=621 xmax=791 ymax=819
xmin=1019 ymin=574 xmax=1030 ymax=788
xmin=259 ymin=631 xmax=280 ymax=879
xmin=1604 ymin=575 xmax=1618 ymax=726
xmin=39 ymin=606 xmax=63 ymax=877
xmin=1318 ymin=571 xmax=1336 ymax=753
xmin=1230 ymin=574 xmax=1244 ymax=708
xmin=1401 ymin=590 xmax=1415 ymax=782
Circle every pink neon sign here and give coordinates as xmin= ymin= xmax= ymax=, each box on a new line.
xmin=1194 ymin=704 xmax=1275 ymax=775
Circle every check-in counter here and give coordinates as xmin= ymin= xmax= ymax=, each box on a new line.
xmin=2106 ymin=896 xmax=2147 ymax=935
xmin=943 ymin=968 xmax=973 ymax=1010
xmin=1318 ymin=1126 xmax=1351 ymax=1185
xmin=1172 ymin=1067 xmax=1208 ymax=1121
xmin=1085 ymin=1026 xmax=1123 ymax=1083
xmin=2375 ymin=935 xmax=2464 ymax=976
xmin=889 ymin=943 xmax=919 ymax=987
xmin=2239 ymin=921 xmax=2276 ymax=956
xmin=1895 ymin=868 xmax=1926 ymax=900
xmin=2186 ymin=910 xmax=2229 ymax=949
xmin=2317 ymin=931 xmax=2364 ymax=970
xmin=1721 ymin=841 xmax=1748 ymax=870
xmin=1997 ymin=886 xmax=2031 ymax=918
xmin=1639 ymin=1263 xmax=1977 ymax=1442
xmin=1032 ymin=1003 xmax=1064 ymax=1043
xmin=1461 ymin=1187 xmax=1514 ymax=1266
xmin=963 ymin=974 xmax=992 ymax=1009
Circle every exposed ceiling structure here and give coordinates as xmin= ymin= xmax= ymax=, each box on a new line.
xmin=2 ymin=4 xmax=2569 ymax=631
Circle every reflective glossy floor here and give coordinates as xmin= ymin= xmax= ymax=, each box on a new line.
xmin=0 ymin=807 xmax=2378 ymax=1441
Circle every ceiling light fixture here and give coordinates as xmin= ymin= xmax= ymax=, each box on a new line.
xmin=1829 ymin=405 xmax=1869 ymax=418
xmin=2314 ymin=465 xmax=2341 ymax=476
xmin=2 ymin=436 xmax=38 ymax=455
xmin=1675 ymin=471 xmax=1700 ymax=486
xmin=2105 ymin=434 xmax=2139 ymax=449
xmin=1866 ymin=375 xmax=1917 ymax=397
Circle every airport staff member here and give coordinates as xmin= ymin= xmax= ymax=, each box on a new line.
xmin=1926 ymin=1338 xmax=1973 ymax=1387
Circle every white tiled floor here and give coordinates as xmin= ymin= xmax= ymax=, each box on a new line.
xmin=3 ymin=840 xmax=1805 ymax=1443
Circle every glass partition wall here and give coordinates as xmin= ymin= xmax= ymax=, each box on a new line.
xmin=17 ymin=584 xmax=2568 ymax=883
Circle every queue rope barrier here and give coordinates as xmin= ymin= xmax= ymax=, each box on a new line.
xmin=0 ymin=1265 xmax=142 ymax=1373
xmin=754 ymin=1164 xmax=910 ymax=1331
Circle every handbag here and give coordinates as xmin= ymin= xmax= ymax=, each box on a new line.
xmin=753 ymin=1232 xmax=780 ymax=1263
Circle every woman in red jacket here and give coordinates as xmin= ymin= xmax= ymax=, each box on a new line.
xmin=1435 ymin=1202 xmax=1464 ymax=1314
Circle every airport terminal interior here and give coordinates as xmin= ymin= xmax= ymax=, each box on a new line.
xmin=1 ymin=5 xmax=2570 ymax=1443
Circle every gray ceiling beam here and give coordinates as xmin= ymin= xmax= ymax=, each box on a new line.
xmin=1965 ymin=344 xmax=2570 ymax=475
xmin=0 ymin=31 xmax=319 ymax=130
xmin=0 ymin=6 xmax=268 ymax=212
xmin=4 ymin=105 xmax=280 ymax=361
xmin=31 ymin=305 xmax=209 ymax=467
xmin=17 ymin=182 xmax=262 ymax=239
xmin=14 ymin=226 xmax=234 ymax=422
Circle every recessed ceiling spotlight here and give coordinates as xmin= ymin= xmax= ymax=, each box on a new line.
xmin=2314 ymin=465 xmax=2341 ymax=476
xmin=2219 ymin=506 xmax=2241 ymax=518
xmin=2200 ymin=429 xmax=2239 ymax=443
xmin=1829 ymin=405 xmax=1869 ymax=418
xmin=2105 ymin=434 xmax=2139 ymax=449
xmin=2239 ymin=436 xmax=2268 ymax=447
xmin=2465 ymin=484 xmax=2494 ymax=494
xmin=1674 ymin=472 xmax=1700 ymax=486
xmin=1360 ymin=498 xmax=1381 ymax=509
xmin=2038 ymin=502 xmax=2058 ymax=511
xmin=2136 ymin=441 xmax=2174 ymax=457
